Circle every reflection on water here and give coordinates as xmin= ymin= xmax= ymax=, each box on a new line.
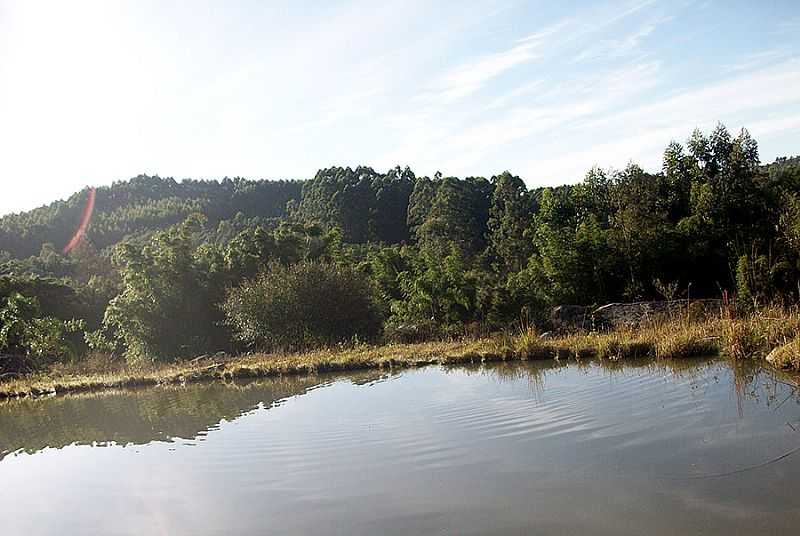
xmin=0 ymin=374 xmax=363 ymax=460
xmin=1 ymin=358 xmax=798 ymax=535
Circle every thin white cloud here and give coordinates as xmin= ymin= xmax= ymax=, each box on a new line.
xmin=600 ymin=0 xmax=659 ymax=27
xmin=486 ymin=78 xmax=546 ymax=110
xmin=382 ymin=55 xmax=800 ymax=186
xmin=422 ymin=0 xmax=665 ymax=105
xmin=776 ymin=16 xmax=800 ymax=35
xmin=384 ymin=60 xmax=663 ymax=174
xmin=580 ymin=59 xmax=800 ymax=132
xmin=746 ymin=114 xmax=800 ymax=140
xmin=418 ymin=20 xmax=569 ymax=104
xmin=725 ymin=48 xmax=795 ymax=73
xmin=1 ymin=0 xmax=799 ymax=216
xmin=573 ymin=15 xmax=673 ymax=63
xmin=524 ymin=59 xmax=800 ymax=184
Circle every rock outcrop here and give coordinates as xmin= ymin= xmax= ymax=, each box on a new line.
xmin=551 ymin=299 xmax=723 ymax=331
xmin=550 ymin=305 xmax=591 ymax=331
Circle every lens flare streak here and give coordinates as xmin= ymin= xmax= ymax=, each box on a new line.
xmin=63 ymin=188 xmax=96 ymax=254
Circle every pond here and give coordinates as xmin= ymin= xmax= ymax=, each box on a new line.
xmin=1 ymin=358 xmax=799 ymax=535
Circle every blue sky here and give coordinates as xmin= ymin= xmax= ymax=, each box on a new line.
xmin=1 ymin=0 xmax=799 ymax=215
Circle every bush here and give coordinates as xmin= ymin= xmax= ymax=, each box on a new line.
xmin=0 ymin=292 xmax=85 ymax=371
xmin=99 ymin=216 xmax=231 ymax=363
xmin=223 ymin=261 xmax=383 ymax=351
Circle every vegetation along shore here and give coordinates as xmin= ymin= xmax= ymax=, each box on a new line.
xmin=2 ymin=305 xmax=799 ymax=400
xmin=2 ymin=124 xmax=800 ymax=399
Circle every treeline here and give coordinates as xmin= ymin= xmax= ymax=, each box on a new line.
xmin=0 ymin=175 xmax=302 ymax=257
xmin=2 ymin=124 xmax=800 ymax=367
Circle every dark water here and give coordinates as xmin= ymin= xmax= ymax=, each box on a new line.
xmin=1 ymin=358 xmax=799 ymax=535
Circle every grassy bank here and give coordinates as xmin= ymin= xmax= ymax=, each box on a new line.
xmin=2 ymin=307 xmax=799 ymax=399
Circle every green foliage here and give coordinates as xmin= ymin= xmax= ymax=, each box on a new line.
xmin=0 ymin=176 xmax=302 ymax=258
xmin=0 ymin=293 xmax=84 ymax=363
xmin=100 ymin=215 xmax=230 ymax=362
xmin=407 ymin=175 xmax=437 ymax=239
xmin=779 ymin=193 xmax=800 ymax=256
xmin=735 ymin=255 xmax=756 ymax=310
xmin=390 ymin=244 xmax=479 ymax=329
xmin=295 ymin=166 xmax=414 ymax=243
xmin=0 ymin=293 xmax=38 ymax=355
xmin=223 ymin=261 xmax=383 ymax=351
xmin=735 ymin=248 xmax=792 ymax=310
xmin=363 ymin=245 xmax=410 ymax=306
xmin=415 ymin=176 xmax=492 ymax=257
xmin=487 ymin=172 xmax=533 ymax=274
xmin=0 ymin=123 xmax=798 ymax=364
xmin=608 ymin=164 xmax=677 ymax=300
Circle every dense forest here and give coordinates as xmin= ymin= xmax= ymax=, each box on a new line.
xmin=2 ymin=124 xmax=800 ymax=366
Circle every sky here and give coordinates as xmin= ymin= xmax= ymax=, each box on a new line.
xmin=1 ymin=0 xmax=799 ymax=216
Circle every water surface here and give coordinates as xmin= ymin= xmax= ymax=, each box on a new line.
xmin=1 ymin=358 xmax=799 ymax=535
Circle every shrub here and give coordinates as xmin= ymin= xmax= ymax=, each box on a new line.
xmin=0 ymin=292 xmax=85 ymax=371
xmin=223 ymin=261 xmax=383 ymax=351
xmin=100 ymin=216 xmax=230 ymax=363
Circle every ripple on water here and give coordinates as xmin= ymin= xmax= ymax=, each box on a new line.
xmin=0 ymin=358 xmax=799 ymax=535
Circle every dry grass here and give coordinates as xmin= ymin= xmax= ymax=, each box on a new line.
xmin=0 ymin=340 xmax=501 ymax=399
xmin=721 ymin=305 xmax=800 ymax=362
xmin=766 ymin=337 xmax=800 ymax=371
xmin=3 ymin=306 xmax=800 ymax=399
xmin=513 ymin=326 xmax=557 ymax=360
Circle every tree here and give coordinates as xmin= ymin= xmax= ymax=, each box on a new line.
xmin=370 ymin=166 xmax=415 ymax=243
xmin=0 ymin=125 xmax=796 ymax=362
xmin=487 ymin=172 xmax=533 ymax=274
xmin=407 ymin=175 xmax=437 ymax=239
xmin=295 ymin=166 xmax=413 ymax=244
xmin=416 ymin=176 xmax=492 ymax=257
xmin=100 ymin=215 xmax=229 ymax=362
xmin=0 ymin=293 xmax=84 ymax=368
xmin=390 ymin=244 xmax=478 ymax=329
xmin=685 ymin=125 xmax=764 ymax=243
xmin=608 ymin=164 xmax=675 ymax=300
xmin=223 ymin=261 xmax=383 ymax=351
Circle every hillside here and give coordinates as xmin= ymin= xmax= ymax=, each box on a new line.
xmin=2 ymin=154 xmax=799 ymax=264
xmin=1 ymin=125 xmax=800 ymax=369
xmin=0 ymin=175 xmax=303 ymax=258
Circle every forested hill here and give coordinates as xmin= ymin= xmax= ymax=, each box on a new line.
xmin=7 ymin=152 xmax=798 ymax=259
xmin=2 ymin=125 xmax=800 ymax=364
xmin=0 ymin=175 xmax=303 ymax=258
